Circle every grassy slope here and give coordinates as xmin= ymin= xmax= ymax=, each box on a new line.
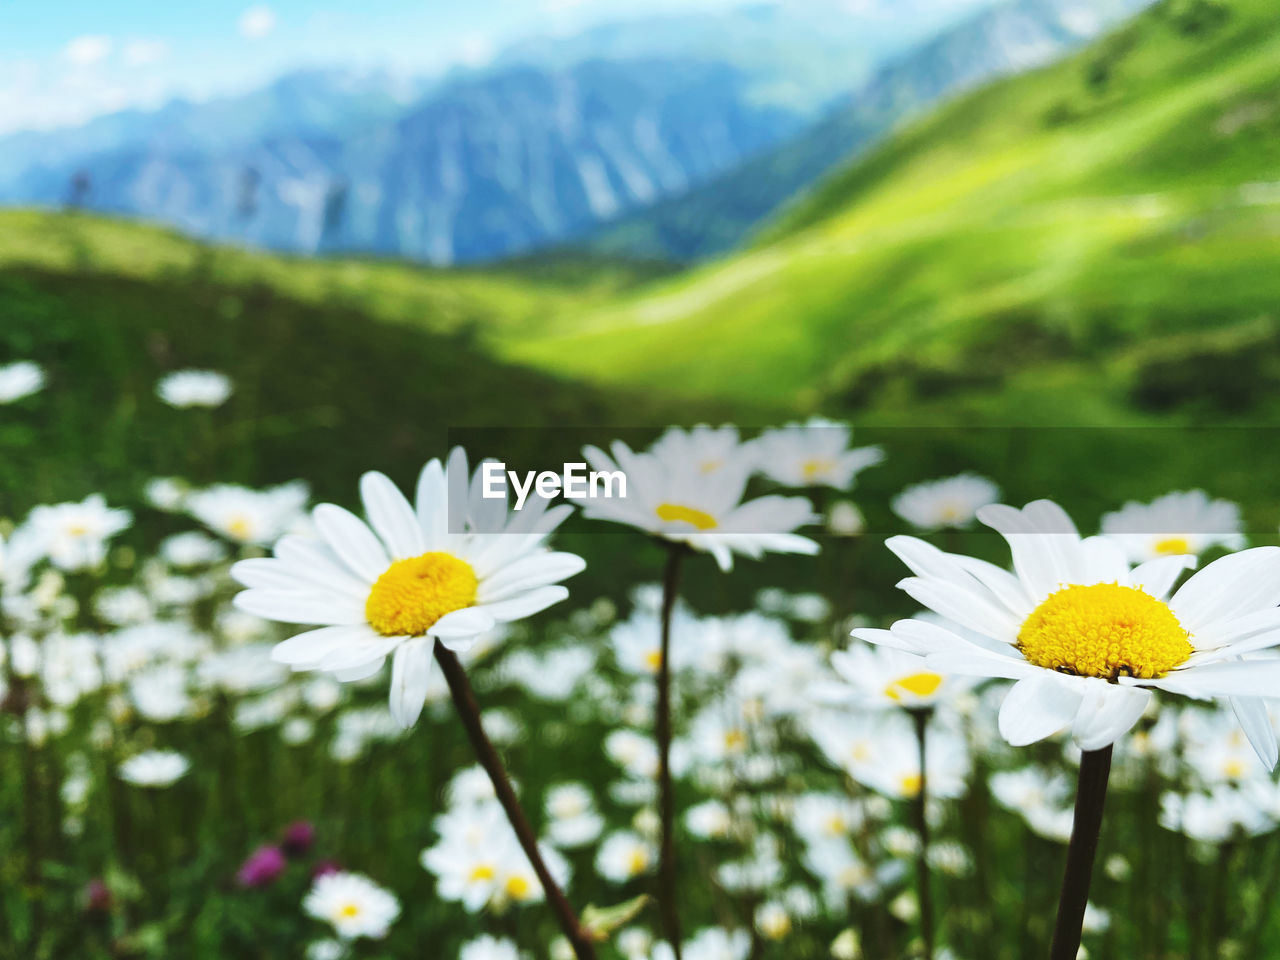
xmin=502 ymin=0 xmax=1280 ymax=420
xmin=0 ymin=213 xmax=724 ymax=518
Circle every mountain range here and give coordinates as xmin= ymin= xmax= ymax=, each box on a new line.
xmin=0 ymin=0 xmax=1150 ymax=265
xmin=584 ymin=0 xmax=1155 ymax=260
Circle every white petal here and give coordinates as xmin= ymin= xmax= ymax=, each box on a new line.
xmin=1170 ymin=547 xmax=1280 ymax=631
xmin=389 ymin=639 xmax=434 ymax=729
xmin=1128 ymin=554 xmax=1196 ymax=599
xmin=332 ymin=658 xmax=385 ymax=682
xmin=1153 ymin=660 xmax=1280 ymax=699
xmin=415 ymin=459 xmax=448 ymax=549
xmin=476 ymin=552 xmax=586 ymax=603
xmin=428 ymin=607 xmax=496 ymax=646
xmin=1231 ymin=696 xmax=1278 ymax=770
xmin=898 ymin=577 xmax=1021 ymax=642
xmin=313 ymin=503 xmax=390 ymax=581
xmin=316 ymin=635 xmax=403 ymax=671
xmin=1070 ymin=682 xmax=1150 ymax=751
xmin=998 ymin=675 xmax=1083 ymax=746
xmin=475 ymin=585 xmax=569 ymax=623
xmin=272 ymin=625 xmax=373 ymax=667
xmin=361 ymin=471 xmax=425 ymax=560
xmin=234 ymin=588 xmax=365 ymax=626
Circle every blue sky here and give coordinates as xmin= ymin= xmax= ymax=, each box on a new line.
xmin=0 ymin=0 xmax=993 ymax=134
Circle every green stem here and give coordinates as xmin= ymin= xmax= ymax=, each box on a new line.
xmin=911 ymin=708 xmax=935 ymax=960
xmin=1049 ymin=746 xmax=1113 ymax=960
xmin=655 ymin=543 xmax=687 ymax=960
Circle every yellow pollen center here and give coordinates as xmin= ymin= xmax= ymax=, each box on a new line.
xmin=655 ymin=503 xmax=718 ymax=531
xmin=365 ymin=552 xmax=478 ymax=637
xmin=627 ymin=848 xmax=650 ymax=875
xmin=1154 ymin=536 xmax=1192 ymax=556
xmin=644 ymin=649 xmax=664 ymax=671
xmin=802 ymin=458 xmax=834 ymax=479
xmin=226 ymin=514 xmax=253 ymax=540
xmin=885 ymin=672 xmax=944 ymax=702
xmin=1224 ymin=758 xmax=1246 ymax=779
xmin=469 ymin=864 xmax=496 ymax=883
xmin=723 ymin=728 xmax=747 ymax=752
xmin=1017 ymin=583 xmax=1192 ymax=681
xmin=338 ymin=903 xmax=360 ymax=918
xmin=67 ymin=523 xmax=89 ymax=537
xmin=899 ymin=773 xmax=923 ymax=797
xmin=505 ymin=875 xmax=533 ymax=900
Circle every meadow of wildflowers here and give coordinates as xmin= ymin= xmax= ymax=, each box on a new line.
xmin=6 ymin=362 xmax=1280 ymax=960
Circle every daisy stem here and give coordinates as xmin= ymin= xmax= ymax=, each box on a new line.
xmin=656 ymin=542 xmax=687 ymax=960
xmin=1049 ymin=745 xmax=1114 ymax=960
xmin=433 ymin=643 xmax=599 ymax=960
xmin=910 ymin=708 xmax=934 ymax=960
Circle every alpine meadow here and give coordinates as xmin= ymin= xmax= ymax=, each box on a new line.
xmin=3 ymin=1 xmax=1280 ymax=959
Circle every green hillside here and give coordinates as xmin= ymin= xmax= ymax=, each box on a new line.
xmin=0 ymin=213 xmax=710 ymax=517
xmin=503 ymin=0 xmax=1280 ymax=420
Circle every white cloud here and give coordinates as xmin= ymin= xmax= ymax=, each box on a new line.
xmin=124 ymin=38 xmax=170 ymax=67
xmin=238 ymin=6 xmax=278 ymax=41
xmin=64 ymin=35 xmax=113 ymax=67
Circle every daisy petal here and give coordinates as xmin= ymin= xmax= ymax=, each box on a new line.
xmin=361 ymin=471 xmax=425 ymax=560
xmin=389 ymin=639 xmax=434 ymax=729
xmin=476 ymin=585 xmax=569 ymax=622
xmin=1070 ymin=682 xmax=1150 ymax=751
xmin=1231 ymin=696 xmax=1279 ymax=770
xmin=272 ymin=625 xmax=373 ymax=667
xmin=998 ymin=675 xmax=1082 ymax=747
xmin=313 ymin=503 xmax=390 ymax=581
xmin=1128 ymin=554 xmax=1197 ymax=599
xmin=429 ymin=607 xmax=496 ymax=648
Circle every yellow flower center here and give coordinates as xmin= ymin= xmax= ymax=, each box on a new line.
xmin=802 ymin=458 xmax=835 ymax=479
xmin=898 ymin=773 xmax=923 ymax=797
xmin=505 ymin=875 xmax=533 ymax=900
xmin=885 ymin=672 xmax=944 ymax=702
xmin=761 ymin=913 xmax=792 ymax=939
xmin=1223 ymin=758 xmax=1246 ymax=779
xmin=723 ymin=728 xmax=748 ymax=752
xmin=1154 ymin=536 xmax=1192 ymax=556
xmin=226 ymin=514 xmax=253 ymax=540
xmin=469 ymin=864 xmax=496 ymax=883
xmin=1017 ymin=583 xmax=1192 ymax=681
xmin=338 ymin=903 xmax=360 ymax=918
xmin=365 ymin=552 xmax=478 ymax=637
xmin=644 ymin=649 xmax=664 ymax=672
xmin=627 ymin=848 xmax=650 ymax=875
xmin=655 ymin=503 xmax=718 ymax=531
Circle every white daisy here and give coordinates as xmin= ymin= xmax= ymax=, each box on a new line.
xmin=1101 ymin=489 xmax=1245 ymax=563
xmin=826 ymin=641 xmax=972 ymax=711
xmin=579 ymin=439 xmax=818 ymax=571
xmin=0 ymin=361 xmax=45 ymax=403
xmin=459 ymin=936 xmax=520 ymax=960
xmin=303 ymin=871 xmax=400 ymax=940
xmin=891 ymin=474 xmax=1000 ymax=531
xmin=232 ymin=449 xmax=584 ymax=728
xmin=187 ymin=482 xmax=309 ymax=546
xmin=26 ymin=494 xmax=132 ymax=571
xmin=156 ymin=369 xmax=233 ymax=408
xmin=649 ymin=424 xmax=756 ymax=476
xmin=118 ymin=750 xmax=190 ymax=787
xmin=595 ymin=831 xmax=656 ymax=883
xmin=857 ymin=500 xmax=1280 ymax=761
xmin=752 ymin=418 xmax=883 ymax=489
